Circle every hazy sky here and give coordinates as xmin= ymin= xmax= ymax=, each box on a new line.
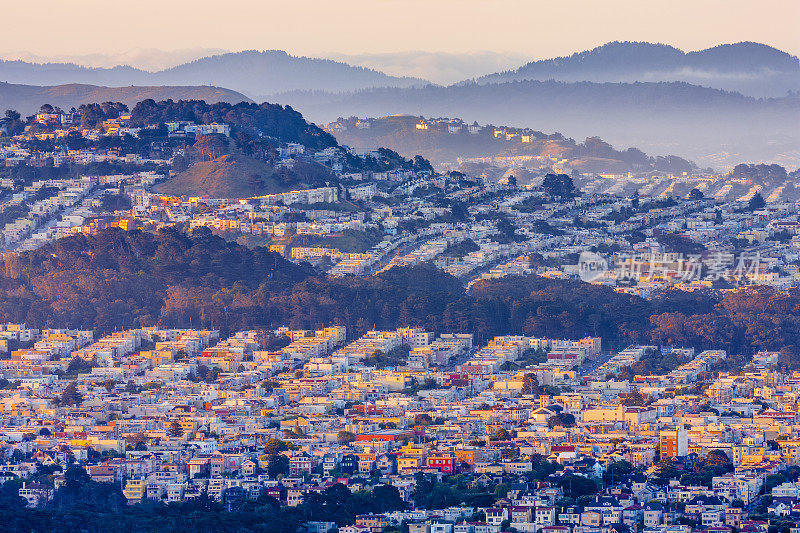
xmin=3 ymin=0 xmax=799 ymax=60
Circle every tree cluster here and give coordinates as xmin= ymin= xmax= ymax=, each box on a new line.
xmin=0 ymin=227 xmax=799 ymax=357
xmin=130 ymin=99 xmax=338 ymax=152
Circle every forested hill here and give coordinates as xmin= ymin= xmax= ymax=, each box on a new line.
xmin=130 ymin=99 xmax=339 ymax=152
xmin=0 ymin=227 xmax=314 ymax=329
xmin=2 ymin=228 xmax=800 ymax=359
xmin=477 ymin=41 xmax=800 ymax=97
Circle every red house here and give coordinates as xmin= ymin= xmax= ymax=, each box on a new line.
xmin=427 ymin=455 xmax=454 ymax=474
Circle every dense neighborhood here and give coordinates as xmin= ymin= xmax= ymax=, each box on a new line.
xmin=1 ymin=102 xmax=800 ymax=533
xmin=2 ymin=105 xmax=800 ymax=296
xmin=1 ymin=320 xmax=800 ymax=533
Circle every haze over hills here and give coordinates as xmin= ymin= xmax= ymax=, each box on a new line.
xmin=277 ymin=80 xmax=800 ymax=170
xmin=0 ymin=82 xmax=251 ymax=115
xmin=5 ymin=41 xmax=799 ymax=99
xmin=328 ymin=51 xmax=530 ymax=85
xmin=0 ymin=47 xmax=229 ymax=71
xmin=477 ymin=41 xmax=800 ymax=98
xmin=3 ymin=41 xmax=799 ymax=169
xmin=327 ymin=114 xmax=697 ymax=176
xmin=0 ymin=50 xmax=427 ymax=101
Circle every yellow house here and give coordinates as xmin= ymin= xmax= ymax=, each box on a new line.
xmin=399 ymin=443 xmax=427 ymax=456
xmin=397 ymin=456 xmax=424 ymax=473
xmin=453 ymin=449 xmax=473 ymax=465
xmin=280 ymin=417 xmax=309 ymax=430
xmin=123 ymin=479 xmax=146 ymax=503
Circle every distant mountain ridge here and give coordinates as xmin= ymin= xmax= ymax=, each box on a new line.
xmin=274 ymin=79 xmax=800 ymax=169
xmin=3 ymin=41 xmax=798 ymax=100
xmin=0 ymin=82 xmax=251 ymax=115
xmin=477 ymin=41 xmax=800 ymax=97
xmin=0 ymin=50 xmax=428 ymax=101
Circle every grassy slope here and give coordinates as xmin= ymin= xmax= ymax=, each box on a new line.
xmin=156 ymin=154 xmax=282 ymax=198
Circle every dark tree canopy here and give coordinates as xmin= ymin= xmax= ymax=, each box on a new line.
xmin=541 ymin=173 xmax=576 ymax=198
xmin=130 ymin=99 xmax=338 ymax=151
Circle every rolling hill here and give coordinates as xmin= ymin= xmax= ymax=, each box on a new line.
xmin=156 ymin=153 xmax=281 ymax=199
xmin=0 ymin=50 xmax=427 ymax=102
xmin=277 ymin=80 xmax=800 ymax=169
xmin=0 ymin=82 xmax=251 ymax=115
xmin=328 ymin=114 xmax=696 ymax=174
xmin=477 ymin=41 xmax=800 ymax=97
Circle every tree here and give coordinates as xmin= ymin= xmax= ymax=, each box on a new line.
xmin=191 ymin=134 xmax=230 ymax=162
xmin=65 ymin=356 xmax=96 ymax=376
xmin=689 ymin=188 xmax=704 ymax=200
xmin=264 ymin=438 xmax=289 ymax=456
xmin=171 ymin=153 xmax=189 ymax=172
xmin=337 ymin=431 xmax=356 ymax=445
xmin=653 ymin=459 xmax=681 ymax=485
xmin=370 ymin=484 xmax=406 ymax=512
xmin=548 ymin=413 xmax=576 ymax=428
xmin=657 ymin=233 xmax=705 ymax=255
xmin=267 ymin=454 xmax=289 ymax=478
xmin=542 ymin=173 xmax=576 ymax=199
xmin=412 ymin=155 xmax=434 ymax=173
xmin=778 ymin=345 xmax=800 ymax=372
xmin=4 ymin=109 xmax=25 ymax=135
xmin=748 ymin=192 xmax=765 ymax=211
xmin=450 ymin=200 xmax=470 ymax=221
xmin=56 ymin=382 xmax=83 ymax=406
xmin=604 ymin=460 xmax=634 ymax=484
xmin=558 ymin=474 xmax=598 ymax=497
xmin=491 ymin=427 xmax=512 ymax=441
xmin=522 ymin=373 xmax=541 ymax=395
xmin=168 ymin=421 xmax=183 ymax=437
xmin=621 ymin=388 xmax=646 ymax=406
xmin=414 ymin=413 xmax=433 ymax=426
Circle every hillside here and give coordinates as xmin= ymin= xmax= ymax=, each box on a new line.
xmin=477 ymin=41 xmax=800 ymax=97
xmin=0 ymin=50 xmax=427 ymax=101
xmin=134 ymin=99 xmax=341 ymax=198
xmin=156 ymin=153 xmax=282 ymax=199
xmin=0 ymin=82 xmax=250 ymax=115
xmin=153 ymin=50 xmax=427 ymax=100
xmin=129 ymin=99 xmax=339 ymax=152
xmin=328 ymin=114 xmax=695 ymax=174
xmin=281 ymin=80 xmax=800 ymax=169
xmin=155 ymin=147 xmax=340 ymax=200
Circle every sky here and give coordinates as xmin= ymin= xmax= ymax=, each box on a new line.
xmin=2 ymin=0 xmax=799 ymax=62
